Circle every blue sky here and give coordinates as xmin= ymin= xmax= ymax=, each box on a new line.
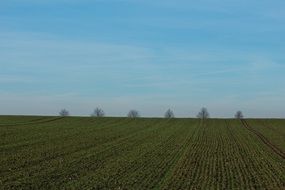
xmin=0 ymin=0 xmax=285 ymax=117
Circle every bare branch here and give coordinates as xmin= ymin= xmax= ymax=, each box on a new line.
xmin=197 ymin=107 xmax=209 ymax=119
xmin=235 ymin=111 xmax=243 ymax=119
xmin=59 ymin=109 xmax=69 ymax=117
xmin=128 ymin=110 xmax=140 ymax=118
xmin=164 ymin=109 xmax=175 ymax=118
xmin=91 ymin=107 xmax=105 ymax=117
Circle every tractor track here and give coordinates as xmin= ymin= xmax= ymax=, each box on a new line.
xmin=259 ymin=120 xmax=285 ymax=138
xmin=0 ymin=117 xmax=64 ymax=126
xmin=241 ymin=119 xmax=285 ymax=159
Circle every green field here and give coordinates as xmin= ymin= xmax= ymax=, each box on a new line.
xmin=0 ymin=116 xmax=284 ymax=189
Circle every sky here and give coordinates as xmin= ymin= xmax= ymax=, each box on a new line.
xmin=0 ymin=0 xmax=285 ymax=118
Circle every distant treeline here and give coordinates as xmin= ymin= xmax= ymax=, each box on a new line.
xmin=59 ymin=108 xmax=244 ymax=119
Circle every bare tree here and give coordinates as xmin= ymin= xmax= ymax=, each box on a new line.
xmin=164 ymin=109 xmax=175 ymax=118
xmin=91 ymin=107 xmax=105 ymax=117
xmin=235 ymin=111 xmax=243 ymax=119
xmin=197 ymin=107 xmax=209 ymax=119
xmin=128 ymin=110 xmax=140 ymax=118
xmin=59 ymin=109 xmax=69 ymax=117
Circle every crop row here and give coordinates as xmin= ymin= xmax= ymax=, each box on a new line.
xmin=161 ymin=119 xmax=285 ymax=189
xmin=246 ymin=119 xmax=285 ymax=152
xmin=1 ymin=118 xmax=182 ymax=189
xmin=1 ymin=117 xmax=284 ymax=189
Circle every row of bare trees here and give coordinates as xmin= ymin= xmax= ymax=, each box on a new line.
xmin=59 ymin=108 xmax=244 ymax=119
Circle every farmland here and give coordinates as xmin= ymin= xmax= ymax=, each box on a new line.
xmin=0 ymin=116 xmax=284 ymax=189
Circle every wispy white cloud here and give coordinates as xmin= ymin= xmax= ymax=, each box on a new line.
xmin=0 ymin=74 xmax=34 ymax=83
xmin=1 ymin=31 xmax=282 ymax=85
xmin=1 ymin=30 xmax=284 ymax=117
